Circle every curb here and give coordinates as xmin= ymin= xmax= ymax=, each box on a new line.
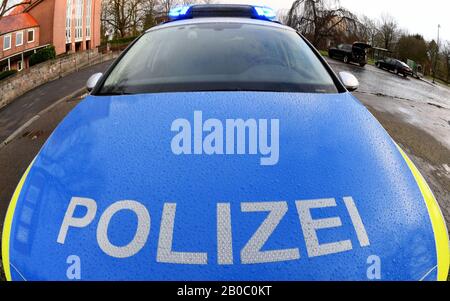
xmin=418 ymin=78 xmax=436 ymax=87
xmin=0 ymin=87 xmax=87 ymax=150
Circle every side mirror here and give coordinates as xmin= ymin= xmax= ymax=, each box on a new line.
xmin=86 ymin=73 xmax=103 ymax=92
xmin=339 ymin=71 xmax=359 ymax=92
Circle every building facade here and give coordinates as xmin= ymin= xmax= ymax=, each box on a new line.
xmin=0 ymin=0 xmax=102 ymax=72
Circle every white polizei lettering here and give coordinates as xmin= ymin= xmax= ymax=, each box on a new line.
xmin=97 ymin=200 xmax=150 ymax=258
xmin=57 ymin=197 xmax=97 ymax=244
xmin=240 ymin=202 xmax=300 ymax=264
xmin=343 ymin=196 xmax=370 ymax=247
xmin=157 ymin=203 xmax=208 ymax=264
xmin=296 ymin=198 xmax=353 ymax=258
xmin=217 ymin=203 xmax=233 ymax=265
xmin=58 ymin=197 xmax=370 ymax=264
xmin=170 ymin=111 xmax=280 ymax=166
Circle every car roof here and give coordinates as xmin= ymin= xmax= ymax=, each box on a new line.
xmin=147 ymin=17 xmax=295 ymax=33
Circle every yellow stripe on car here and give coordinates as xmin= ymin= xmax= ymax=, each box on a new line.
xmin=397 ymin=145 xmax=450 ymax=281
xmin=1 ymin=159 xmax=34 ymax=281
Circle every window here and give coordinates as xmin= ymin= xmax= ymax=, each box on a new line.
xmin=86 ymin=0 xmax=92 ymax=40
xmin=27 ymin=29 xmax=35 ymax=43
xmin=3 ymin=34 xmax=11 ymax=50
xmin=17 ymin=60 xmax=23 ymax=71
xmin=16 ymin=31 xmax=23 ymax=46
xmin=75 ymin=0 xmax=83 ymax=41
xmin=66 ymin=0 xmax=72 ymax=43
xmin=99 ymin=23 xmax=338 ymax=95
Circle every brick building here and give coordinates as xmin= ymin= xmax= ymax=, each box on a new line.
xmin=0 ymin=0 xmax=102 ymax=72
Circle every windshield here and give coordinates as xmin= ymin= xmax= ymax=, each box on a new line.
xmin=98 ymin=22 xmax=338 ymax=95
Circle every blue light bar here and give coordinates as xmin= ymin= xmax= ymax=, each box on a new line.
xmin=253 ymin=6 xmax=276 ymax=21
xmin=167 ymin=4 xmax=277 ymax=22
xmin=169 ymin=5 xmax=192 ymax=20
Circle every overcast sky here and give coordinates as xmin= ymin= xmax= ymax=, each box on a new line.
xmin=221 ymin=0 xmax=450 ymax=43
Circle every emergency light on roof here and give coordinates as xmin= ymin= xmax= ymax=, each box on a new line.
xmin=168 ymin=4 xmax=277 ymax=22
xmin=253 ymin=6 xmax=277 ymax=20
xmin=168 ymin=5 xmax=191 ymax=18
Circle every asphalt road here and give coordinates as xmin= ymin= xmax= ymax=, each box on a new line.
xmin=327 ymin=58 xmax=450 ymax=109
xmin=326 ymin=58 xmax=450 ymax=151
xmin=0 ymin=60 xmax=113 ymax=143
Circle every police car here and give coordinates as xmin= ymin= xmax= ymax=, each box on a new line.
xmin=2 ymin=4 xmax=449 ymax=281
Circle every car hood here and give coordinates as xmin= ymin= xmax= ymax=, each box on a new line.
xmin=4 ymin=91 xmax=440 ymax=280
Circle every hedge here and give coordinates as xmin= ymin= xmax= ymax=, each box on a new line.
xmin=29 ymin=45 xmax=56 ymax=67
xmin=109 ymin=36 xmax=138 ymax=45
xmin=0 ymin=69 xmax=18 ymax=81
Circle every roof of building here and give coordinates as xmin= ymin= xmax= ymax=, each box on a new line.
xmin=0 ymin=12 xmax=39 ymax=35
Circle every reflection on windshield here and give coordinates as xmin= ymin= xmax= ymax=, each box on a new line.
xmin=99 ymin=23 xmax=338 ymax=94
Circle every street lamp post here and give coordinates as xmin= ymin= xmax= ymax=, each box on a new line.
xmin=433 ymin=24 xmax=441 ymax=84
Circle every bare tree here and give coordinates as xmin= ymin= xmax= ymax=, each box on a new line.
xmin=378 ymin=13 xmax=398 ymax=50
xmin=158 ymin=0 xmax=218 ymax=16
xmin=102 ymin=0 xmax=149 ymax=38
xmin=101 ymin=0 xmax=217 ymax=37
xmin=395 ymin=34 xmax=428 ymax=64
xmin=286 ymin=0 xmax=359 ymax=48
xmin=177 ymin=0 xmax=217 ymax=5
xmin=277 ymin=8 xmax=290 ymax=24
xmin=427 ymin=39 xmax=439 ymax=79
xmin=442 ymin=41 xmax=450 ymax=83
xmin=0 ymin=0 xmax=31 ymax=18
xmin=159 ymin=0 xmax=178 ymax=15
xmin=200 ymin=0 xmax=217 ymax=3
xmin=358 ymin=15 xmax=379 ymax=46
xmin=142 ymin=0 xmax=160 ymax=30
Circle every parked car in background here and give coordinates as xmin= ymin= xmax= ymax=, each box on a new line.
xmin=376 ymin=58 xmax=413 ymax=77
xmin=328 ymin=42 xmax=371 ymax=67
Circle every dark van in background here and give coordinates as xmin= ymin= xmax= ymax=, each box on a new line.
xmin=328 ymin=42 xmax=372 ymax=67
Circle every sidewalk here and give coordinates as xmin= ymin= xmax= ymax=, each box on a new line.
xmin=0 ymin=60 xmax=113 ymax=143
xmin=418 ymin=76 xmax=450 ymax=90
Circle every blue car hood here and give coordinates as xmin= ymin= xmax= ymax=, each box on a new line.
xmin=4 ymin=91 xmax=439 ymax=280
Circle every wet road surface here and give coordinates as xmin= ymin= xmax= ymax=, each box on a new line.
xmin=327 ymin=58 xmax=450 ymax=151
xmin=327 ymin=58 xmax=450 ymax=109
xmin=0 ymin=60 xmax=113 ymax=143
